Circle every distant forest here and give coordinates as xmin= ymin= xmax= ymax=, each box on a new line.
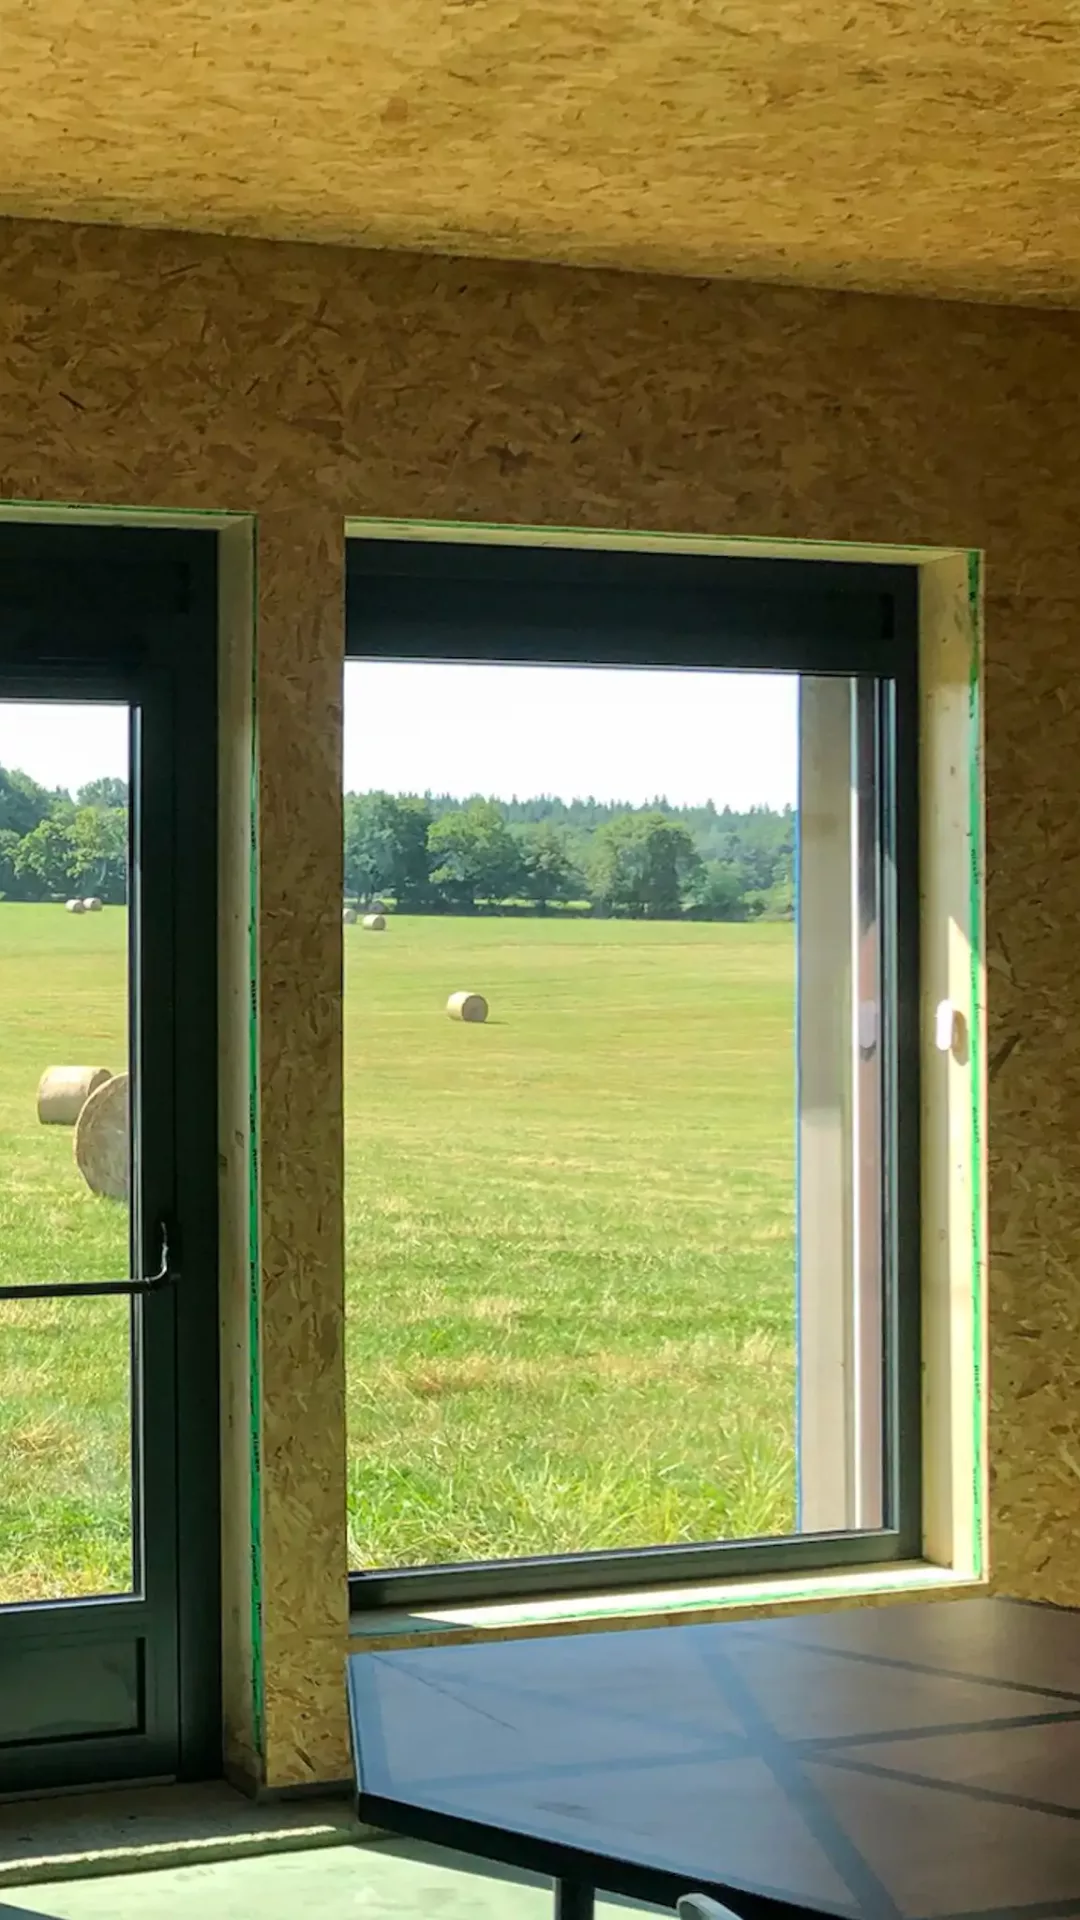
xmin=0 ymin=765 xmax=796 ymax=922
xmin=346 ymin=792 xmax=795 ymax=921
xmin=0 ymin=767 xmax=128 ymax=902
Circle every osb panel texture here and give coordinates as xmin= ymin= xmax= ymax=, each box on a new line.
xmin=4 ymin=2 xmax=1080 ymax=305
xmin=0 ymin=215 xmax=1078 ymax=1776
xmin=255 ymin=511 xmax=350 ymax=1786
xmin=349 ymin=1584 xmax=977 ymax=1656
xmin=984 ymin=594 xmax=1080 ymax=1595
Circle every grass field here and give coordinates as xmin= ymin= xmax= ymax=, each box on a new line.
xmin=0 ymin=905 xmax=130 ymax=1602
xmin=0 ymin=905 xmax=796 ymax=1602
xmin=344 ymin=915 xmax=796 ymax=1570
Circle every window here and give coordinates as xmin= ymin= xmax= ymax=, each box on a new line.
xmin=0 ymin=520 xmax=220 ymax=1791
xmin=344 ymin=535 xmax=920 ymax=1606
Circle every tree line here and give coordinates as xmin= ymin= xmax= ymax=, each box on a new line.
xmin=0 ymin=764 xmax=795 ymax=921
xmin=0 ymin=768 xmax=128 ymax=902
xmin=346 ymin=792 xmax=794 ymax=921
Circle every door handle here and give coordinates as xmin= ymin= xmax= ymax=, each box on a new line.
xmin=0 ymin=1219 xmax=176 ymax=1301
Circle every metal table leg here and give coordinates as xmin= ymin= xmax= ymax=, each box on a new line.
xmin=555 ymin=1879 xmax=595 ymax=1920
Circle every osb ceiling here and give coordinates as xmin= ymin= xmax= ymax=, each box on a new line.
xmin=5 ymin=0 xmax=1080 ymax=303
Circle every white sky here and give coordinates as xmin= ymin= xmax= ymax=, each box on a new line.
xmin=0 ymin=668 xmax=799 ymax=809
xmin=0 ymin=702 xmax=130 ymax=794
xmin=344 ymin=663 xmax=797 ymax=808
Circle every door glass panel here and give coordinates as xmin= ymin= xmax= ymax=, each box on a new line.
xmin=0 ymin=702 xmax=133 ymax=1603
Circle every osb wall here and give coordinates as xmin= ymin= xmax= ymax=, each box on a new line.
xmin=4 ymin=0 xmax=1080 ymax=306
xmin=0 ymin=215 xmax=1077 ymax=1788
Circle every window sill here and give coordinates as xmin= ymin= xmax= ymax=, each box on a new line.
xmin=348 ymin=1560 xmax=985 ymax=1651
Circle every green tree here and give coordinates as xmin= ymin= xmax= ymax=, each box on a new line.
xmin=77 ymin=777 xmax=129 ymax=811
xmin=429 ymin=800 xmax=524 ymax=911
xmin=685 ymin=859 xmax=748 ymax=921
xmin=588 ymin=811 xmax=702 ymax=919
xmin=14 ymin=815 xmax=76 ymax=897
xmin=0 ymin=828 xmax=21 ymax=900
xmin=344 ymin=792 xmax=433 ymax=908
xmin=745 ymin=856 xmax=795 ymax=920
xmin=516 ymin=823 xmax=582 ymax=912
xmin=0 ymin=766 xmax=55 ymax=839
xmin=70 ymin=805 xmax=128 ymax=901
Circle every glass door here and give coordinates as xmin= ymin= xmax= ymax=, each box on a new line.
xmin=0 ymin=524 xmax=219 ymax=1793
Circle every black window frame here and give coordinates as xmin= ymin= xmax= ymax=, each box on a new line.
xmin=345 ymin=534 xmax=921 ymax=1611
xmin=0 ymin=521 xmax=221 ymax=1791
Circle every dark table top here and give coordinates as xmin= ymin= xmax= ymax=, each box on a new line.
xmin=347 ymin=1598 xmax=1080 ymax=1920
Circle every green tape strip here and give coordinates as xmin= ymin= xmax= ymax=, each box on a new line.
xmin=248 ymin=545 xmax=265 ymax=1761
xmin=967 ymin=549 xmax=985 ymax=1578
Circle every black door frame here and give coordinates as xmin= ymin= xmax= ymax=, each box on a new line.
xmin=0 ymin=522 xmax=221 ymax=1793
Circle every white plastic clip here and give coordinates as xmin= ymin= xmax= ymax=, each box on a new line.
xmin=934 ymin=1000 xmax=965 ymax=1056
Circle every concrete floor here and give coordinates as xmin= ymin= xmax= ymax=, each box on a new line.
xmin=0 ymin=1785 xmax=361 ymax=1890
xmin=1 ymin=1840 xmax=648 ymax=1920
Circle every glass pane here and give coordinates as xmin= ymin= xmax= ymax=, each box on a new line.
xmin=344 ymin=659 xmax=888 ymax=1573
xmin=0 ymin=702 xmax=132 ymax=1603
xmin=796 ymin=677 xmax=886 ymax=1534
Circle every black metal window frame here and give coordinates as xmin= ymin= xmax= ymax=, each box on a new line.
xmin=345 ymin=535 xmax=921 ymax=1611
xmin=0 ymin=522 xmax=221 ymax=1792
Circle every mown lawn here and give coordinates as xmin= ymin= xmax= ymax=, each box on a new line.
xmin=0 ymin=906 xmax=796 ymax=1601
xmin=0 ymin=904 xmax=130 ymax=1602
xmin=344 ymin=915 xmax=796 ymax=1570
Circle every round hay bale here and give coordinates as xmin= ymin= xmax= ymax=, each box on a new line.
xmin=82 ymin=897 xmax=104 ymax=913
xmin=362 ymin=913 xmax=386 ymax=931
xmin=342 ymin=906 xmax=357 ymax=925
xmin=74 ymin=1071 xmax=129 ymax=1202
xmin=65 ymin=898 xmax=85 ymax=914
xmin=37 ymin=1065 xmax=113 ymax=1127
xmin=447 ymin=991 xmax=489 ymax=1024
